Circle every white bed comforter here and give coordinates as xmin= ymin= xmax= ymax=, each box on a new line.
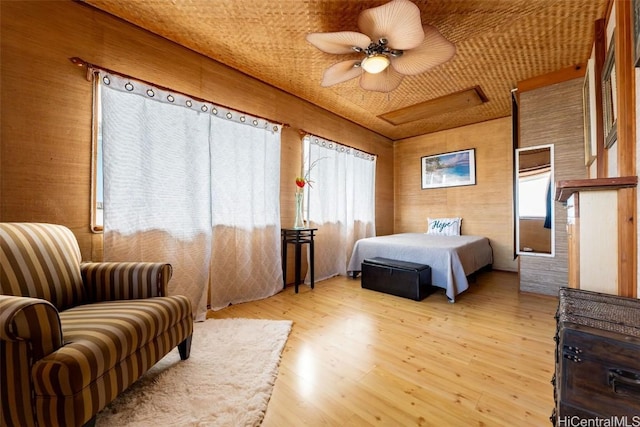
xmin=347 ymin=233 xmax=493 ymax=301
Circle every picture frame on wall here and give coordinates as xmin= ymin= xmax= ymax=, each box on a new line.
xmin=421 ymin=148 xmax=476 ymax=189
xmin=582 ymin=66 xmax=596 ymax=166
xmin=602 ymin=35 xmax=617 ymax=148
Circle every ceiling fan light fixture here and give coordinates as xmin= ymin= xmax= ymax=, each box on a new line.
xmin=361 ymin=54 xmax=390 ymax=74
xmin=307 ymin=0 xmax=455 ymax=91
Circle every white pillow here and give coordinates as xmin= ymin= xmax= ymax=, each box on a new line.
xmin=427 ymin=217 xmax=462 ymax=236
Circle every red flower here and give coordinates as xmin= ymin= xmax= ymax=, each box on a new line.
xmin=296 ymin=156 xmax=325 ymax=191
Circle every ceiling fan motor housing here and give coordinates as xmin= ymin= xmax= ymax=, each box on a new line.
xmin=364 ymin=38 xmax=404 ymax=59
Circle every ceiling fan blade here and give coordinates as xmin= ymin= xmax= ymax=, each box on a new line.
xmin=321 ymin=60 xmax=364 ymax=87
xmin=359 ymin=67 xmax=404 ymax=93
xmin=358 ymin=0 xmax=424 ymax=50
xmin=390 ymin=25 xmax=456 ymax=75
xmin=306 ymin=31 xmax=371 ymax=54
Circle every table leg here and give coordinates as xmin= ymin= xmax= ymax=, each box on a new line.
xmin=282 ymin=237 xmax=287 ymax=289
xmin=310 ymin=239 xmax=314 ymax=289
xmin=294 ymin=241 xmax=301 ymax=293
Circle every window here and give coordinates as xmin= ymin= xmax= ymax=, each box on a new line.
xmin=95 ymin=69 xmax=282 ymax=319
xmin=91 ymin=74 xmax=103 ymax=232
xmin=303 ymin=134 xmax=376 ymax=279
xmin=518 ymin=171 xmax=550 ymax=218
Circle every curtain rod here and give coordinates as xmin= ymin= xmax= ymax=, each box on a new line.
xmin=69 ymin=57 xmax=289 ymax=129
xmin=299 ymin=129 xmax=377 ymax=158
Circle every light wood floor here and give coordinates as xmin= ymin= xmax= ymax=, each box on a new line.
xmin=208 ymin=271 xmax=559 ymax=426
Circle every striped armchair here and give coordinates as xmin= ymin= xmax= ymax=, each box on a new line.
xmin=0 ymin=223 xmax=193 ymax=427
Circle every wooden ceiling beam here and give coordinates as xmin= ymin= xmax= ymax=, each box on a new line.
xmin=517 ymin=64 xmax=587 ymax=93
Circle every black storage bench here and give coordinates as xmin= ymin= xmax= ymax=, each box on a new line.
xmin=361 ymin=257 xmax=433 ymax=301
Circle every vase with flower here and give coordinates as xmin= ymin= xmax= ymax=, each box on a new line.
xmin=292 ymin=156 xmax=324 ymax=229
xmin=293 ymin=177 xmax=307 ymax=229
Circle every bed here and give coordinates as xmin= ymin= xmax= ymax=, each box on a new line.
xmin=347 ymin=233 xmax=493 ymax=302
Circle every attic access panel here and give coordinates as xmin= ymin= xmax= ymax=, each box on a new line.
xmin=378 ymin=86 xmax=488 ymax=125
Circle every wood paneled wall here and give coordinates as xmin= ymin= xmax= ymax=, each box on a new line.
xmin=518 ymin=78 xmax=587 ymax=296
xmin=637 ymin=68 xmax=640 ymax=298
xmin=393 ymin=117 xmax=517 ymax=272
xmin=0 ymin=1 xmax=393 ymax=267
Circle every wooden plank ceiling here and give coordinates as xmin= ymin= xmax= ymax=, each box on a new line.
xmin=83 ymin=0 xmax=608 ymax=140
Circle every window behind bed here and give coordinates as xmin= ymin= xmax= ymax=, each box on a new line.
xmin=303 ymin=135 xmax=376 ymax=280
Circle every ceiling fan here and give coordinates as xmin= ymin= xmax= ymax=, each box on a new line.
xmin=306 ymin=0 xmax=456 ymax=93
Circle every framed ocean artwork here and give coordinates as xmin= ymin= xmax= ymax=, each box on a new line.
xmin=421 ymin=148 xmax=476 ymax=189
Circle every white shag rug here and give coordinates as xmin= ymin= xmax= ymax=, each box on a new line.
xmin=95 ymin=318 xmax=292 ymax=427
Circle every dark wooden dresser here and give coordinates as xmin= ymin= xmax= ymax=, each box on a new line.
xmin=552 ymin=288 xmax=640 ymax=424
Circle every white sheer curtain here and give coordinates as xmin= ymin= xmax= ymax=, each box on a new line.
xmin=304 ymin=135 xmax=376 ymax=281
xmin=208 ymin=118 xmax=282 ymax=310
xmin=99 ymin=71 xmax=282 ymax=320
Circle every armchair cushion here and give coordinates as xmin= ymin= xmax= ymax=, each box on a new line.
xmin=33 ymin=295 xmax=192 ymax=396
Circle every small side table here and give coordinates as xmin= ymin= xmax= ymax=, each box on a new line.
xmin=281 ymin=228 xmax=316 ymax=293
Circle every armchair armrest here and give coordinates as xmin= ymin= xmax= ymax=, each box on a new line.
xmin=0 ymin=295 xmax=63 ymax=360
xmin=80 ymin=262 xmax=173 ymax=302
